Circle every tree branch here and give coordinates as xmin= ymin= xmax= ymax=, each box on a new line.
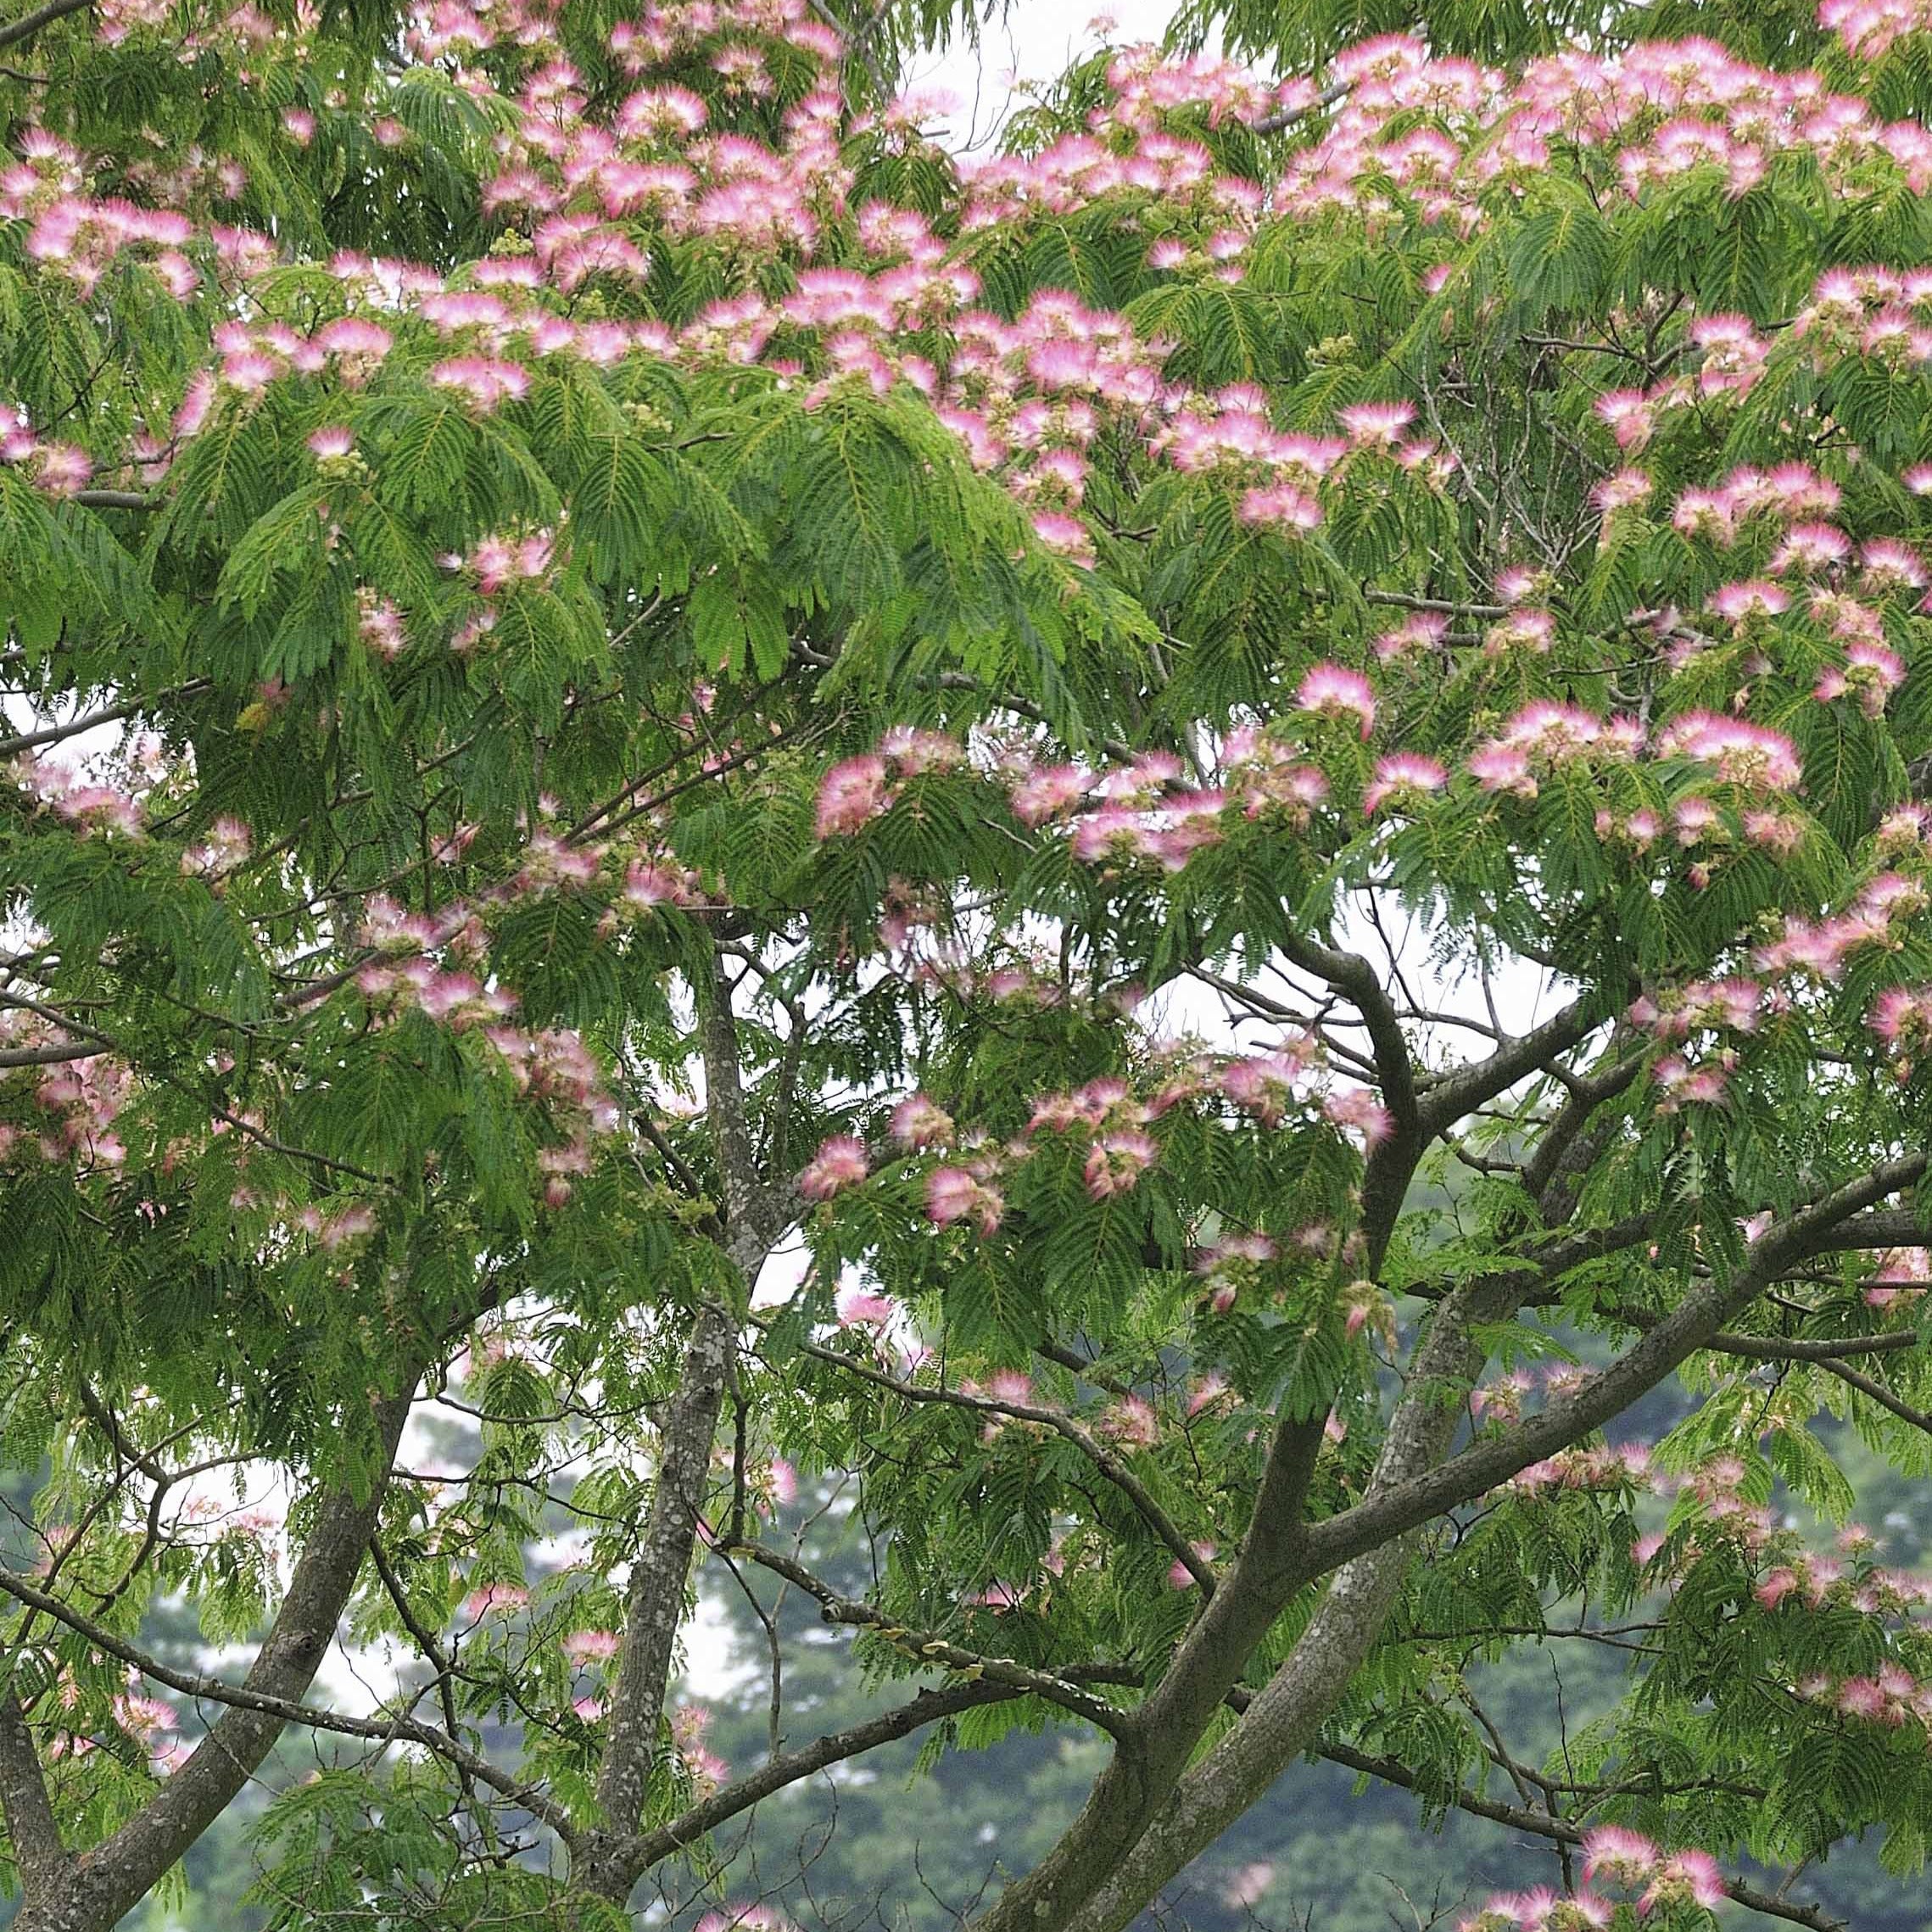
xmin=1418 ymin=995 xmax=1604 ymax=1137
xmin=1812 ymin=1354 xmax=1932 ymax=1435
xmin=1318 ymin=1742 xmax=1845 ymax=1932
xmin=790 ymin=1337 xmax=1216 ymax=1594
xmin=1273 ymin=931 xmax=1420 ymax=1138
xmin=0 ymin=1041 xmax=107 ymax=1069
xmin=577 ymin=1298 xmax=732 ymax=1898
xmin=66 ymin=489 xmax=153 ymax=511
xmin=1520 ymin=1048 xmax=1642 ymax=1214
xmin=0 ymin=1558 xmax=571 ymax=1837
xmin=366 ymin=1536 xmax=469 ymax=1793
xmin=1303 ymin=1153 xmax=1929 ymax=1576
xmin=0 ymin=681 xmax=210 ymax=762
xmin=722 ymin=1541 xmax=1133 ymax=1737
xmin=620 ymin=1681 xmax=1024 ymax=1867
xmin=1046 ymin=1268 xmax=1496 ymax=1932
xmin=1250 ymin=76 xmax=1349 ymax=135
xmin=1363 ymin=589 xmax=1508 ymax=617
xmin=0 ymin=0 xmax=87 ymax=56
xmin=576 ymin=944 xmax=790 ymax=1904
xmin=9 ymin=1360 xmax=580 ymax=1932
xmin=987 ymin=1125 xmax=1914 ymax=1932
xmin=0 ymin=1690 xmax=68 ymax=1894
xmin=1703 ymin=1328 xmax=1918 ymax=1361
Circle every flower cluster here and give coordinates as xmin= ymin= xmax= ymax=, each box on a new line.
xmin=1507 ymin=1443 xmax=1653 ymax=1495
xmin=808 ymin=677 xmax=1829 ymax=900
xmin=0 ymin=1025 xmax=134 ymax=1173
xmin=670 ymin=1700 xmax=729 ymax=1793
xmin=1823 ymin=0 xmax=1932 ymax=59
xmin=11 ymin=752 xmax=149 ymax=840
xmin=801 ymin=1036 xmax=1394 ymax=1251
xmin=812 ymin=728 xmax=965 ymax=838
xmin=693 ymin=1907 xmax=792 ymax=1932
xmin=352 ymin=892 xmax=619 ymax=1203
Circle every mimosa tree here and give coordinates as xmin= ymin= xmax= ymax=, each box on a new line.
xmin=9 ymin=3 xmax=1932 ymax=1929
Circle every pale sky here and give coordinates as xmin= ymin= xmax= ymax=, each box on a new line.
xmin=920 ymin=0 xmax=1189 ymax=151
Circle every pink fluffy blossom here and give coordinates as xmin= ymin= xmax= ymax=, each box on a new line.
xmin=1294 ymin=662 xmax=1376 ymax=739
xmin=800 ymin=1135 xmax=869 ymax=1200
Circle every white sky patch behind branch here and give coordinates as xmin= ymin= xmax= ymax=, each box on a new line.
xmin=919 ymin=0 xmax=1193 ymax=152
